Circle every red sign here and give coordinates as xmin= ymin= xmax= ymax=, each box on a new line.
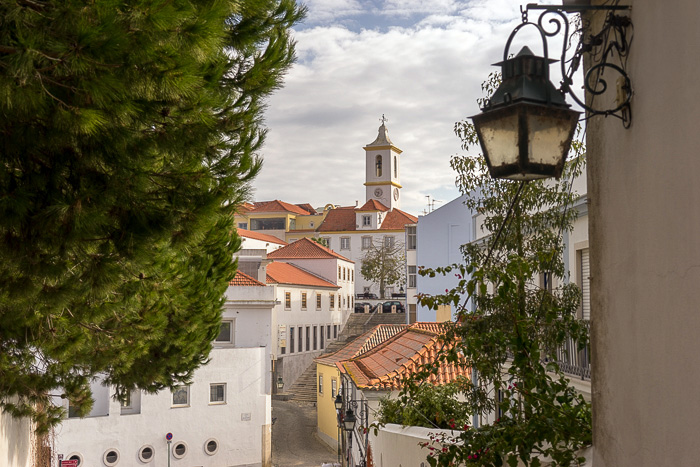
xmin=60 ymin=460 xmax=79 ymax=467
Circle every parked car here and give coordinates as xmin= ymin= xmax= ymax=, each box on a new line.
xmin=377 ymin=300 xmax=405 ymax=313
xmin=354 ymin=302 xmax=372 ymax=313
xmin=357 ymin=292 xmax=378 ymax=300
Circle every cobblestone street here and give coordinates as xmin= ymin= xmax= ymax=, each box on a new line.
xmin=272 ymin=399 xmax=338 ymax=467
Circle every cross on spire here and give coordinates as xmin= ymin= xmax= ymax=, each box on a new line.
xmin=380 ymin=114 xmax=388 ymax=125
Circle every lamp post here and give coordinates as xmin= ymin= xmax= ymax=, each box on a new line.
xmin=335 ymin=379 xmax=369 ymax=467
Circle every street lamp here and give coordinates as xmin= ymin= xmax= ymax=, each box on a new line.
xmin=342 ymin=409 xmax=357 ymax=432
xmin=334 ymin=394 xmax=343 ymax=411
xmin=471 ymin=42 xmax=579 ymax=181
xmin=276 ymin=377 xmax=284 ymax=391
xmin=471 ymin=3 xmax=632 ymax=181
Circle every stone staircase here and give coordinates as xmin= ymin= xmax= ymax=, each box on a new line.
xmin=287 ymin=312 xmax=408 ymax=402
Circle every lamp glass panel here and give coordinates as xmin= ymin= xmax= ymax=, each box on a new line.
xmin=526 ymin=112 xmax=575 ymax=166
xmin=478 ymin=113 xmax=519 ymax=168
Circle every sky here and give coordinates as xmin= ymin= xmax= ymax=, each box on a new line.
xmin=254 ymin=0 xmax=560 ymax=216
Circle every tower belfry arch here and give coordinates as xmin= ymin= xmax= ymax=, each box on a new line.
xmin=363 ymin=118 xmax=402 ymax=210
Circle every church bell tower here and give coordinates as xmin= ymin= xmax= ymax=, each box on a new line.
xmin=363 ymin=117 xmax=402 ymax=210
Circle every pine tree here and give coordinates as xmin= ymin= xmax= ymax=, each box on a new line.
xmin=0 ymin=0 xmax=305 ymax=432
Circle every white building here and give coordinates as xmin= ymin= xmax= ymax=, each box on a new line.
xmin=306 ymin=123 xmax=418 ymax=315
xmin=53 ymin=349 xmax=272 ymax=467
xmin=415 ymin=194 xmax=473 ymax=322
xmin=266 ymin=237 xmax=354 ymax=387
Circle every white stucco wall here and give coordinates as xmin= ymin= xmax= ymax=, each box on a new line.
xmin=54 ymin=347 xmax=270 ymax=467
xmin=0 ymin=403 xmax=33 ymax=467
xmin=415 ymin=195 xmax=473 ymax=322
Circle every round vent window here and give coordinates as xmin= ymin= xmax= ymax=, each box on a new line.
xmin=204 ymin=438 xmax=219 ymax=455
xmin=138 ymin=445 xmax=155 ymax=463
xmin=103 ymin=449 xmax=120 ymax=466
xmin=172 ymin=441 xmax=188 ymax=459
xmin=67 ymin=453 xmax=83 ymax=466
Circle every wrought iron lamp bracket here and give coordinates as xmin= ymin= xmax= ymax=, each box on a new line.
xmin=520 ymin=3 xmax=633 ymax=127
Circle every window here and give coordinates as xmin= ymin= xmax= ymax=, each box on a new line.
xmin=334 ymin=325 xmax=338 ymax=338
xmin=342 ymin=268 xmax=346 ymax=281
xmin=338 ymin=266 xmax=341 ymax=279
xmin=327 ymin=325 xmax=331 ymax=339
xmin=332 ymin=378 xmax=337 ymax=397
xmin=215 ymin=320 xmax=234 ymax=344
xmin=313 ymin=326 xmax=317 ymax=350
xmin=394 ymin=155 xmax=398 ymax=178
xmin=210 ymin=383 xmax=226 ymax=404
xmin=306 ymin=326 xmax=310 ymax=351
xmin=362 ymin=236 xmax=372 ymax=250
xmin=301 ymin=293 xmax=307 ymax=310
xmin=376 ymin=155 xmax=382 ymax=177
xmin=298 ymin=327 xmax=303 ymax=353
xmin=238 ymin=222 xmax=248 ymax=229
xmin=250 ymin=217 xmax=285 ymax=230
xmin=362 ymin=215 xmax=371 ymax=226
xmin=319 ymin=374 xmax=323 ymax=394
xmin=289 ymin=326 xmax=295 ymax=354
xmin=172 ymin=386 xmax=189 ymax=407
xmin=322 ymin=237 xmax=331 ymax=248
xmin=204 ymin=438 xmax=219 ymax=456
xmin=120 ymin=392 xmax=131 ymax=409
xmin=103 ymin=449 xmax=120 ymax=467
xmin=330 ymin=294 xmax=335 ymax=309
xmin=285 ymin=292 xmax=291 ymax=309
xmin=320 ymin=328 xmax=324 ymax=349
xmin=138 ymin=446 xmax=154 ymax=463
xmin=351 ymin=269 xmax=354 ymax=281
xmin=408 ymin=265 xmax=417 ymax=288
xmin=172 ymin=441 xmax=188 ymax=459
xmin=316 ymin=293 xmax=322 ymax=309
xmin=384 ymin=236 xmax=395 ymax=248
xmin=340 ymin=237 xmax=350 ymax=250
xmin=407 ymin=226 xmax=416 ymax=250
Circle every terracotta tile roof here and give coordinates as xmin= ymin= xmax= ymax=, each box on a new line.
xmin=358 ymin=199 xmax=389 ymax=212
xmin=236 ymin=202 xmax=255 ymax=214
xmin=266 ymin=261 xmax=339 ymax=288
xmin=229 ymin=270 xmax=266 ymax=287
xmin=339 ymin=323 xmax=470 ymax=390
xmin=296 ymin=203 xmax=318 ymax=214
xmin=379 ymin=208 xmax=418 ymax=230
xmin=315 ymin=324 xmax=408 ymax=366
xmin=251 ymin=200 xmax=312 ymax=216
xmin=237 ymin=228 xmax=287 ymax=245
xmin=316 ymin=207 xmax=357 ymax=232
xmin=268 ymin=237 xmax=353 ymax=262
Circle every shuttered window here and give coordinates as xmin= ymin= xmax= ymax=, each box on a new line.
xmin=580 ymin=248 xmax=591 ymax=320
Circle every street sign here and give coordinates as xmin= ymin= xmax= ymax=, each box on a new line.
xmin=166 ymin=432 xmax=173 ymax=441
xmin=60 ymin=460 xmax=79 ymax=467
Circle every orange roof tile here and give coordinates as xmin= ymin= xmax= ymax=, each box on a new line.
xmin=339 ymin=324 xmax=469 ymax=390
xmin=358 ymin=199 xmax=389 ymax=212
xmin=229 ymin=270 xmax=266 ymax=287
xmin=316 ymin=324 xmax=408 ymax=366
xmin=251 ymin=200 xmax=313 ymax=216
xmin=266 ymin=261 xmax=339 ymax=288
xmin=238 ymin=228 xmax=288 ymax=245
xmin=296 ymin=203 xmax=318 ymax=214
xmin=316 ymin=208 xmax=357 ymax=232
xmin=379 ymin=208 xmax=418 ymax=230
xmin=268 ymin=237 xmax=353 ymax=262
xmin=236 ymin=202 xmax=255 ymax=214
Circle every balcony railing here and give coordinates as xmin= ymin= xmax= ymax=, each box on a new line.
xmin=550 ymin=319 xmax=591 ymax=380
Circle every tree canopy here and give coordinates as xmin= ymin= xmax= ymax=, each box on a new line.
xmin=394 ymin=73 xmax=591 ymax=466
xmin=0 ymin=0 xmax=304 ymax=432
xmin=360 ymin=237 xmax=406 ymax=299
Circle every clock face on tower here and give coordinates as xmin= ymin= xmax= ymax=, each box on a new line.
xmin=374 ymin=188 xmax=383 ymax=197
xmin=393 ymin=187 xmax=399 ymax=201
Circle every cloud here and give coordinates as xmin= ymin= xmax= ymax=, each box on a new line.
xmin=255 ymin=1 xmax=542 ymax=215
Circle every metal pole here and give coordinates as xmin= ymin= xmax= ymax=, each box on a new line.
xmin=167 ymin=439 xmax=171 ymax=467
